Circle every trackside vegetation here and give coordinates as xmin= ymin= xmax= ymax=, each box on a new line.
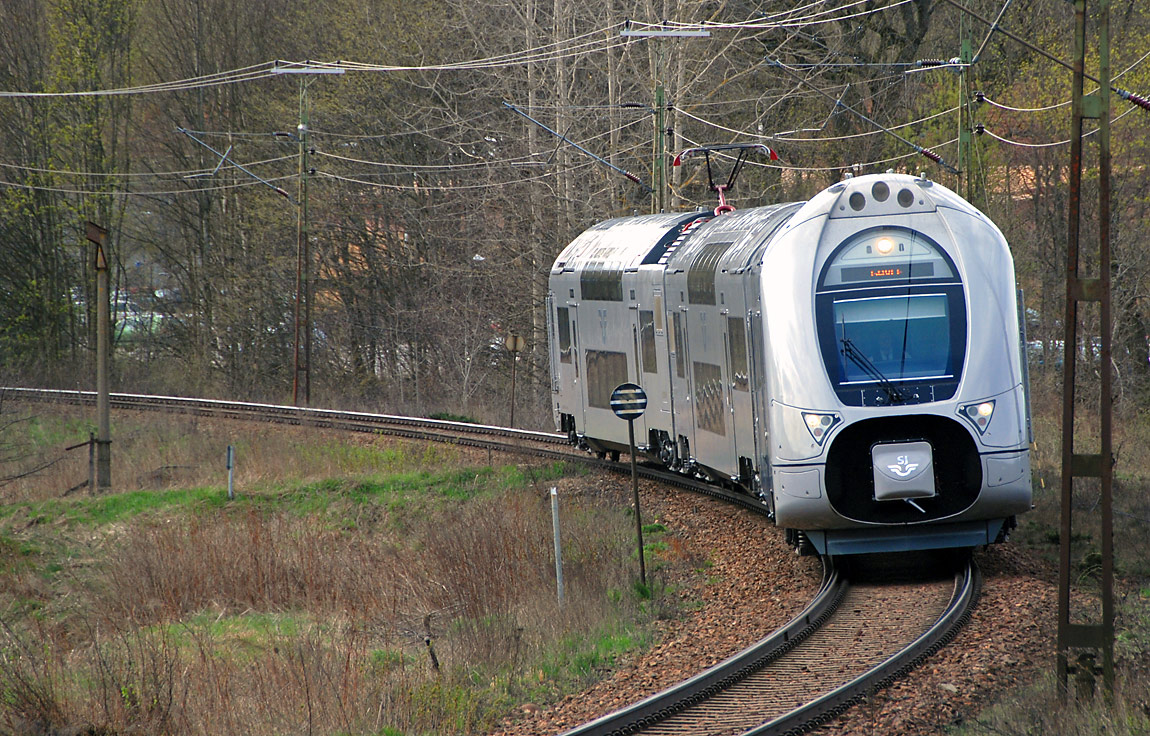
xmin=0 ymin=406 xmax=680 ymax=735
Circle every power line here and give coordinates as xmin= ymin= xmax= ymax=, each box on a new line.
xmin=674 ymin=104 xmax=960 ymax=143
xmin=0 ymin=175 xmax=294 ymax=197
xmin=628 ymin=0 xmax=920 ymax=33
xmin=765 ymin=57 xmax=960 ymax=173
xmin=938 ymin=0 xmax=1150 ymax=113
xmin=0 ymin=155 xmax=295 ymax=180
xmin=977 ymin=104 xmax=1140 ymax=148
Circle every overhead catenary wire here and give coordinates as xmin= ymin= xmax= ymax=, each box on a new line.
xmin=937 ymin=0 xmax=1150 ymax=112
xmin=673 ymin=104 xmax=961 ymax=144
xmin=977 ymin=103 xmax=1140 ymax=148
xmin=312 ymin=115 xmax=650 ymax=172
xmin=0 ymin=175 xmax=296 ymax=197
xmin=0 ymin=155 xmax=296 ymax=180
xmin=974 ymin=47 xmax=1150 ymax=113
xmin=0 ymin=23 xmax=628 ymax=98
xmin=626 ymin=0 xmax=920 ymax=32
xmin=764 ymin=57 xmax=959 ymax=174
xmin=4 ymin=1 xmax=1140 ymax=196
xmin=317 ymin=158 xmax=602 ymax=192
xmin=671 ymin=129 xmax=955 ymax=176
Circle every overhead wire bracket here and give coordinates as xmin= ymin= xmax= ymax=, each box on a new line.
xmin=501 ymin=101 xmax=653 ymax=193
xmin=177 ymin=127 xmax=294 ymax=202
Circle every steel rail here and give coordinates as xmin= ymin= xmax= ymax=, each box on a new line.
xmin=745 ymin=558 xmax=980 ymax=736
xmin=0 ymin=387 xmax=775 ymax=513
xmin=0 ymin=387 xmax=565 ymax=444
xmin=559 ymin=556 xmax=846 ymax=736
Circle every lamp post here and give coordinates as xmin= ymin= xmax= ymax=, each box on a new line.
xmin=271 ymin=63 xmax=345 ymax=406
xmin=620 ymin=25 xmax=709 ymax=214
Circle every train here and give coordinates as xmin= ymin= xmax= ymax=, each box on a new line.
xmin=545 ymin=169 xmax=1033 ymax=556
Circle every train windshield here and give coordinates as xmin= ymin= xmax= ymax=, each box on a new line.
xmin=816 ymin=227 xmax=965 ymax=406
xmin=833 ymin=294 xmax=952 ymax=383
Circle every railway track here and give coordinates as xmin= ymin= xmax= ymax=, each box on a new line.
xmin=2 ymin=386 xmax=767 ymax=511
xmin=6 ymin=387 xmax=979 ymax=733
xmin=3 ymin=385 xmax=569 ymax=451
xmin=562 ymin=554 xmax=979 ymax=736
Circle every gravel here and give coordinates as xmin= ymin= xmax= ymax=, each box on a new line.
xmin=492 ymin=471 xmax=1059 ymax=736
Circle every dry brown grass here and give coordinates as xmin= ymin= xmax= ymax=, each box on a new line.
xmin=0 ymin=403 xmax=661 ymax=735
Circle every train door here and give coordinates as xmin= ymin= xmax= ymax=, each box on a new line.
xmin=747 ymin=306 xmax=770 ymax=482
xmin=647 ymin=288 xmax=670 ymax=415
xmin=669 ymin=307 xmax=697 ymax=465
xmin=556 ymin=303 xmax=585 ymax=431
xmin=725 ymin=310 xmax=754 ymax=484
xmin=628 ymin=303 xmax=650 ymax=445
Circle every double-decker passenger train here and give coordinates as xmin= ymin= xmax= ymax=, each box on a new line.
xmin=546 ymin=170 xmax=1032 ymax=555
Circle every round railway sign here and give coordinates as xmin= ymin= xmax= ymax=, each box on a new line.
xmin=610 ymin=383 xmax=647 ymax=420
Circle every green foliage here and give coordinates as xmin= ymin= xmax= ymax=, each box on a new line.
xmin=427 ymin=412 xmax=479 ymax=424
xmin=537 ymin=625 xmax=648 ymax=684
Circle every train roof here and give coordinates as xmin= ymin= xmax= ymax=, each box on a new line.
xmin=788 ymin=172 xmax=993 ymax=227
xmin=551 ymin=173 xmax=999 ymax=284
xmin=550 ymin=212 xmax=703 ymax=275
xmin=663 ymin=202 xmax=802 ymax=274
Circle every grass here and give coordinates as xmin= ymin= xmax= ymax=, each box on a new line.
xmin=0 ymin=403 xmax=680 ymax=736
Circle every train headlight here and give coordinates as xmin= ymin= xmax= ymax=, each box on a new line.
xmin=874 ymin=236 xmax=896 ymax=255
xmin=802 ymin=412 xmax=841 ymax=445
xmin=958 ymin=400 xmax=996 ymax=435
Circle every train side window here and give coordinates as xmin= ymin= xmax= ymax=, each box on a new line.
xmin=640 ymin=310 xmax=657 ymax=374
xmin=687 ymin=241 xmax=732 ymax=305
xmin=693 ymin=361 xmax=726 ymax=435
xmin=557 ymin=307 xmax=572 ymax=364
xmin=727 ymin=317 xmax=749 ymax=391
xmin=586 ymin=350 xmax=629 ymax=409
xmin=580 ymin=267 xmax=623 ymax=301
xmin=672 ymin=313 xmax=686 ymax=378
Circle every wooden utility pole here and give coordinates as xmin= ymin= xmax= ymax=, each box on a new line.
xmin=86 ymin=221 xmax=112 ymax=492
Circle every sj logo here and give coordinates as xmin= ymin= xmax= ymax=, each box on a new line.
xmin=887 ymin=455 xmax=920 ymax=477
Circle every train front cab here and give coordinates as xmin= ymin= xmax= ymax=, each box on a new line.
xmin=767 ymin=176 xmax=1032 ymax=555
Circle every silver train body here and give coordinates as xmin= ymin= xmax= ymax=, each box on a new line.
xmin=546 ymin=173 xmax=1032 ymax=556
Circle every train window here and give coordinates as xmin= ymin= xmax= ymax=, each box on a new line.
xmin=693 ymin=362 xmax=726 ymax=435
xmin=832 ymin=294 xmax=952 ymax=383
xmin=816 ymin=227 xmax=966 ymax=406
xmin=687 ymin=241 xmax=732 ymax=305
xmin=727 ymin=317 xmax=749 ymax=391
xmin=640 ymin=310 xmax=657 ymax=374
xmin=580 ymin=267 xmax=623 ymax=301
xmin=557 ymin=307 xmax=572 ymax=364
xmin=672 ymin=313 xmax=686 ymax=378
xmin=653 ymin=293 xmax=664 ymax=332
xmin=586 ymin=350 xmax=629 ymax=409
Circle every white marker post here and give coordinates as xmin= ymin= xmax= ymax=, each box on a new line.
xmin=226 ymin=445 xmax=235 ymax=500
xmin=550 ymin=487 xmax=564 ymax=606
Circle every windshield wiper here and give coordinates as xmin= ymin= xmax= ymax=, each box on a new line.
xmin=841 ymin=337 xmax=906 ymax=403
